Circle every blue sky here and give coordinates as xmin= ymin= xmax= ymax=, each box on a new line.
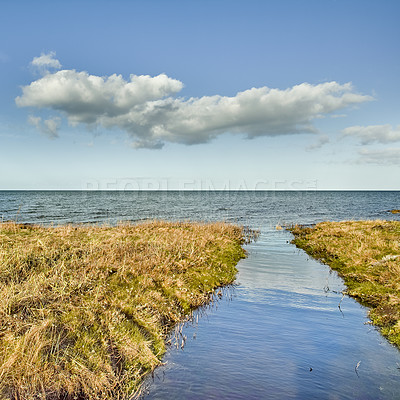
xmin=1 ymin=0 xmax=399 ymax=190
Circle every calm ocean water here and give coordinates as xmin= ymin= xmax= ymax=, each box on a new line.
xmin=1 ymin=190 xmax=399 ymax=227
xmin=1 ymin=191 xmax=400 ymax=399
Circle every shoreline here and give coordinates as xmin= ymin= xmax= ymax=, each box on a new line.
xmin=0 ymin=221 xmax=251 ymax=399
xmin=290 ymin=220 xmax=400 ymax=349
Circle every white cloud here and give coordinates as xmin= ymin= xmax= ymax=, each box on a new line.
xmin=31 ymin=51 xmax=62 ymax=74
xmin=17 ymin=55 xmax=373 ymax=148
xmin=17 ymin=70 xmax=183 ymax=126
xmin=28 ymin=115 xmax=60 ymax=138
xmin=342 ymin=124 xmax=400 ymax=144
xmin=306 ymin=134 xmax=330 ymax=151
xmin=357 ymin=148 xmax=400 ymax=165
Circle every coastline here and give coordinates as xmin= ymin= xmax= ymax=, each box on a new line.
xmin=0 ymin=221 xmax=249 ymax=399
xmin=290 ymin=220 xmax=400 ymax=348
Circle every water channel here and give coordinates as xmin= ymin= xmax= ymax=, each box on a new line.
xmin=143 ymin=228 xmax=400 ymax=399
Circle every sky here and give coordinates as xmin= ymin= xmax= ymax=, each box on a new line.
xmin=1 ymin=0 xmax=399 ymax=190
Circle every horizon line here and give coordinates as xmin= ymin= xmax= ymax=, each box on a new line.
xmin=1 ymin=189 xmax=400 ymax=192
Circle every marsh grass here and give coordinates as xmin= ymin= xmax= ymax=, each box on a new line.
xmin=290 ymin=220 xmax=400 ymax=348
xmin=0 ymin=221 xmax=248 ymax=399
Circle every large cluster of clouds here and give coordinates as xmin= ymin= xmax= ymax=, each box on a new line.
xmin=17 ymin=52 xmax=373 ymax=148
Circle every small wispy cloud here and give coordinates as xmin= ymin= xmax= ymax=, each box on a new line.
xmin=17 ymin=53 xmax=373 ymax=149
xmin=28 ymin=115 xmax=60 ymax=138
xmin=306 ymin=134 xmax=330 ymax=151
xmin=31 ymin=51 xmax=62 ymax=75
xmin=357 ymin=147 xmax=400 ymax=165
xmin=342 ymin=124 xmax=400 ymax=144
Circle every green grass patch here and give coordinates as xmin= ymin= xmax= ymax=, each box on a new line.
xmin=290 ymin=220 xmax=400 ymax=348
xmin=0 ymin=221 xmax=250 ymax=399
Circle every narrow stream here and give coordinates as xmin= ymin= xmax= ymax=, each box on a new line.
xmin=143 ymin=228 xmax=400 ymax=399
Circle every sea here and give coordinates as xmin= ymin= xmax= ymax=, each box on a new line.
xmin=1 ymin=190 xmax=400 ymax=399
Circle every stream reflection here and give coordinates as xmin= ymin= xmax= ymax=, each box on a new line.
xmin=143 ymin=229 xmax=400 ymax=399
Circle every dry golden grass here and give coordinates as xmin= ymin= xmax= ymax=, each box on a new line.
xmin=290 ymin=220 xmax=400 ymax=348
xmin=0 ymin=221 xmax=248 ymax=399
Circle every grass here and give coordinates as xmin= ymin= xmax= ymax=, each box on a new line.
xmin=0 ymin=220 xmax=251 ymax=400
xmin=290 ymin=220 xmax=400 ymax=348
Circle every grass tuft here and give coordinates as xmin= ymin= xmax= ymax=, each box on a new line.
xmin=0 ymin=220 xmax=249 ymax=399
xmin=290 ymin=220 xmax=400 ymax=348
